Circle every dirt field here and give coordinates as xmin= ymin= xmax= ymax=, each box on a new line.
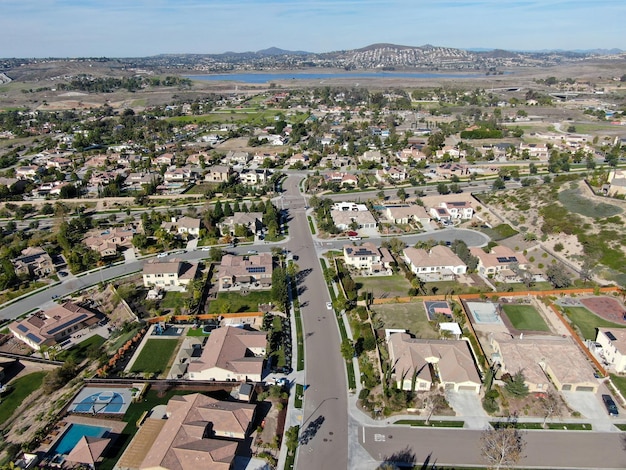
xmin=579 ymin=296 xmax=626 ymax=323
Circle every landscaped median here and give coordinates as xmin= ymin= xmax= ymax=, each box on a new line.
xmin=394 ymin=419 xmax=465 ymax=428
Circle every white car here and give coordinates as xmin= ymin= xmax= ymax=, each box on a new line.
xmin=157 ymin=253 xmax=168 ymax=258
xmin=326 ymin=302 xmax=333 ymax=310
xmin=349 ymin=236 xmax=361 ymax=241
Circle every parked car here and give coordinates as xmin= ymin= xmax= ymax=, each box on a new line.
xmin=602 ymin=394 xmax=619 ymax=416
xmin=157 ymin=252 xmax=168 ymax=258
xmin=326 ymin=302 xmax=333 ymax=310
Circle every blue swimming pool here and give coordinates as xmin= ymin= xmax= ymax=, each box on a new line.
xmin=50 ymin=424 xmax=110 ymax=456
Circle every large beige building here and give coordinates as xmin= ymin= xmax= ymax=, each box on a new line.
xmin=403 ymin=245 xmax=467 ymax=281
xmin=142 ymin=259 xmax=199 ymax=292
xmin=188 ymin=326 xmax=267 ymax=382
xmin=119 ymin=393 xmax=256 ymax=470
xmin=387 ymin=333 xmax=482 ymax=394
xmin=217 ymin=253 xmax=273 ymax=290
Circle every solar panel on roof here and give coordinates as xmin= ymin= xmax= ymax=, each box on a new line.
xmin=496 ymin=257 xmax=509 ymax=263
xmin=17 ymin=324 xmax=29 ymax=332
xmin=606 ymin=331 xmax=617 ymax=341
xmin=26 ymin=333 xmax=42 ymax=344
xmin=47 ymin=313 xmax=88 ymax=335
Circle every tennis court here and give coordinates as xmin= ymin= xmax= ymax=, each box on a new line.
xmin=68 ymin=386 xmax=133 ymax=415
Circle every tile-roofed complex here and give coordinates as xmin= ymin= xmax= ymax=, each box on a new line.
xmin=217 ymin=253 xmax=273 ymax=290
xmin=491 ymin=336 xmax=598 ymax=393
xmin=343 ymin=243 xmax=392 ymax=275
xmin=188 ymin=326 xmax=267 ymax=382
xmin=137 ymin=393 xmax=255 ymax=470
xmin=388 ymin=333 xmax=481 ymax=393
xmin=9 ymin=301 xmax=100 ymax=350
xmin=403 ymin=245 xmax=467 ymax=281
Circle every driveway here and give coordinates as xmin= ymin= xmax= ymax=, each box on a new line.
xmin=446 ymin=390 xmax=490 ymax=429
xmin=561 ymin=391 xmax=618 ymax=432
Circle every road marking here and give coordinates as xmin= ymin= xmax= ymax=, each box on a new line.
xmin=374 ymin=433 xmax=386 ymax=442
xmin=362 ymin=426 xmax=365 ymax=444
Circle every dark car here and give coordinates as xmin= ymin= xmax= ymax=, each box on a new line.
xmin=602 ymin=394 xmax=619 ymax=416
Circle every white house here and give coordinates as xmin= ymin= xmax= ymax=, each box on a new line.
xmin=403 ymin=245 xmax=467 ymax=281
xmin=596 ymin=329 xmax=626 ymax=373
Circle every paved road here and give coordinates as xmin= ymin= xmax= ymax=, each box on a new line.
xmin=282 ymin=174 xmax=349 ymax=470
xmin=359 ymin=424 xmax=626 ymax=469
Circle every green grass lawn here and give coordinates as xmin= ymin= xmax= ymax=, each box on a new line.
xmin=58 ymin=335 xmax=106 ymax=362
xmin=564 ymin=306 xmax=626 ymax=340
xmin=208 ymin=290 xmax=273 ymax=313
xmin=371 ymin=302 xmax=439 ymax=339
xmin=501 ymin=304 xmax=550 ymax=331
xmin=610 ymin=374 xmax=626 ymax=398
xmin=355 ymin=275 xmax=411 ymax=298
xmin=187 ymin=327 xmax=210 ymax=336
xmin=0 ymin=371 xmax=47 ymax=424
xmin=394 ymin=419 xmax=465 ymax=427
xmin=129 ymin=339 xmax=179 ymax=375
xmin=161 ymin=291 xmax=190 ymax=310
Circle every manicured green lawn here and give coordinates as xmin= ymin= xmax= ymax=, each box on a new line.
xmin=564 ymin=306 xmax=626 ymax=340
xmin=161 ymin=291 xmax=190 ymax=309
xmin=371 ymin=302 xmax=439 ymax=339
xmin=129 ymin=339 xmax=179 ymax=375
xmin=355 ymin=275 xmax=411 ymax=298
xmin=610 ymin=374 xmax=626 ymax=398
xmin=0 ymin=371 xmax=47 ymax=424
xmin=59 ymin=335 xmax=106 ymax=362
xmin=208 ymin=291 xmax=273 ymax=313
xmin=187 ymin=327 xmax=210 ymax=336
xmin=501 ymin=304 xmax=550 ymax=331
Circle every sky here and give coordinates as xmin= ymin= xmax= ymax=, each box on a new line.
xmin=1 ymin=0 xmax=624 ymax=58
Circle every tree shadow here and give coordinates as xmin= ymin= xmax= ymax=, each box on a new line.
xmin=296 ymin=268 xmax=312 ymax=285
xmin=299 ymin=415 xmax=325 ymax=445
xmin=378 ymin=446 xmax=418 ymax=468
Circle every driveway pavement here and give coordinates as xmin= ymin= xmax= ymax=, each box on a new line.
xmin=562 ymin=390 xmax=618 ymax=432
xmin=445 ymin=390 xmax=490 ymax=429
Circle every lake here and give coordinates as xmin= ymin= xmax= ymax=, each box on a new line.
xmin=185 ymin=71 xmax=487 ymax=84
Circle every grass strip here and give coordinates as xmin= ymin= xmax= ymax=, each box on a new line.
xmin=294 ymin=384 xmax=303 ymax=409
xmin=394 ymin=419 xmax=465 ymax=428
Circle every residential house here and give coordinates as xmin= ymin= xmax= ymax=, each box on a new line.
xmin=388 ymin=333 xmax=481 ymax=393
xmin=128 ymin=393 xmax=256 ymax=470
xmin=435 ymin=163 xmax=468 ymax=178
xmin=325 ymin=172 xmax=358 ymax=186
xmin=125 ymin=172 xmax=161 ymax=190
xmin=330 ymin=204 xmax=377 ymax=231
xmin=83 ymin=225 xmax=139 ymax=258
xmin=490 ymin=336 xmax=598 ymax=393
xmin=385 ymin=205 xmax=430 ymax=226
xmin=162 ymin=216 xmax=202 ymax=237
xmin=9 ymin=302 xmax=101 ymax=351
xmin=220 ymin=212 xmax=264 ymax=237
xmin=519 ymin=143 xmax=549 ymax=160
xmin=469 ymin=245 xmax=529 ymax=281
xmin=375 ymin=166 xmax=407 ymax=183
xmin=142 ymin=259 xmax=199 ymax=292
xmin=252 ymin=152 xmax=278 ymax=165
xmin=15 ymin=166 xmax=41 ymax=180
xmin=606 ymin=169 xmax=626 ymax=197
xmin=438 ymin=201 xmax=474 ymax=220
xmin=12 ymin=246 xmax=56 ymax=279
xmin=359 ymin=150 xmax=385 ymax=164
xmin=217 ymin=253 xmax=273 ymax=290
xmin=163 ymin=166 xmax=194 ymax=184
xmin=343 ymin=243 xmax=393 ymax=275
xmin=205 ymin=165 xmax=232 ymax=183
xmin=188 ymin=326 xmax=267 ymax=382
xmin=429 ymin=206 xmax=453 ymax=223
xmin=435 ymin=146 xmax=465 ymax=160
xmin=153 ymin=153 xmax=175 ymax=166
xmin=595 ymin=329 xmax=626 ymax=373
xmin=223 ymin=151 xmax=250 ymax=166
xmin=403 ymin=245 xmax=467 ymax=281
xmin=397 ymin=147 xmax=427 ymax=164
xmin=238 ymin=168 xmax=271 ymax=186
xmin=286 ymin=153 xmax=309 ymax=167
xmin=46 ymin=156 xmax=72 ymax=170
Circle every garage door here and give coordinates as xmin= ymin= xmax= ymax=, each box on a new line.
xmin=459 ymin=385 xmax=478 ymax=392
xmin=575 ymin=386 xmax=595 ymax=392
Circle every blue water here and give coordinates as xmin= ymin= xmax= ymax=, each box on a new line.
xmin=72 ymin=392 xmax=124 ymax=413
xmin=185 ymin=71 xmax=484 ymax=84
xmin=50 ymin=424 xmax=110 ymax=455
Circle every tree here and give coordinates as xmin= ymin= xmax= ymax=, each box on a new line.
xmin=396 ymin=187 xmax=407 ymax=202
xmin=271 ymin=266 xmax=289 ymax=311
xmin=545 ymin=263 xmax=572 ymax=288
xmin=505 ymin=370 xmax=529 ymax=398
xmin=340 ymin=338 xmax=355 ymax=361
xmin=481 ymin=423 xmax=526 ymax=470
xmin=541 ymin=391 xmax=560 ymax=428
xmin=436 ymin=182 xmax=450 ymax=195
xmin=208 ymin=247 xmax=223 ymax=262
xmin=492 ymin=177 xmax=506 ymax=190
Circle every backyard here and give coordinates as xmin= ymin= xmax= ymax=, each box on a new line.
xmin=161 ymin=291 xmax=191 ymax=310
xmin=208 ymin=290 xmax=273 ymax=314
xmin=563 ymin=306 xmax=626 ymax=340
xmin=501 ymin=304 xmax=550 ymax=332
xmin=129 ymin=339 xmax=180 ymax=376
xmin=0 ymin=371 xmax=47 ymax=424
xmin=371 ymin=302 xmax=439 ymax=339
xmin=356 ymin=275 xmax=411 ymax=299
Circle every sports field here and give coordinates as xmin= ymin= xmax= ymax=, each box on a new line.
xmin=501 ymin=304 xmax=550 ymax=332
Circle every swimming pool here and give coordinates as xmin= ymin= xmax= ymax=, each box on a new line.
xmin=50 ymin=423 xmax=110 ymax=456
